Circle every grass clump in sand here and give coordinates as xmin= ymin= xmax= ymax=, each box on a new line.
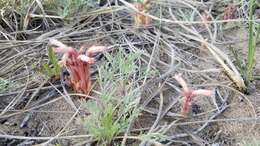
xmin=81 ymin=49 xmax=144 ymax=145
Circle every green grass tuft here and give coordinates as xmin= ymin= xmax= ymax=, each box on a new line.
xmin=82 ymin=101 xmax=123 ymax=145
xmin=231 ymin=0 xmax=260 ymax=89
xmin=81 ymin=49 xmax=146 ymax=145
xmin=247 ymin=0 xmax=256 ymax=83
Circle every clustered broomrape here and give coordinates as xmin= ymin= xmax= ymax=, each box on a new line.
xmin=48 ymin=39 xmax=106 ymax=95
xmin=134 ymin=0 xmax=151 ymax=27
xmin=174 ymin=74 xmax=213 ymax=116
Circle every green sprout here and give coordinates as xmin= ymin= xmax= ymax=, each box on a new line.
xmin=42 ymin=47 xmax=60 ymax=79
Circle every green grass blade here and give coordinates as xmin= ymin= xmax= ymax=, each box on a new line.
xmin=53 ymin=62 xmax=60 ymax=77
xmin=247 ymin=0 xmax=256 ymax=82
xmin=47 ymin=47 xmax=55 ymax=64
xmin=254 ymin=23 xmax=260 ymax=47
xmin=43 ymin=64 xmax=52 ymax=78
xmin=230 ymin=47 xmax=247 ymax=82
xmin=47 ymin=47 xmax=60 ymax=77
xmin=251 ymin=24 xmax=260 ymax=81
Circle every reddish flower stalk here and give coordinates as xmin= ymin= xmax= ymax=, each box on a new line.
xmin=200 ymin=11 xmax=211 ymax=27
xmin=49 ymin=39 xmax=106 ymax=96
xmin=174 ymin=74 xmax=213 ymax=117
xmin=134 ymin=0 xmax=151 ymax=27
xmin=223 ymin=5 xmax=237 ymax=20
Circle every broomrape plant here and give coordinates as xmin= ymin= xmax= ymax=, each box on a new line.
xmin=48 ymin=39 xmax=106 ymax=95
xmin=133 ymin=0 xmax=151 ymax=27
xmin=174 ymin=74 xmax=213 ymax=116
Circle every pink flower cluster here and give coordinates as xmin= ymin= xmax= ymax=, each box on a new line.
xmin=49 ymin=39 xmax=106 ymax=95
xmin=174 ymin=74 xmax=213 ymax=116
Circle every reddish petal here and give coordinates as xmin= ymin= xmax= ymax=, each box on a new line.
xmin=52 ymin=47 xmax=66 ymax=53
xmin=49 ymin=39 xmax=68 ymax=48
xmin=192 ymin=89 xmax=213 ymax=96
xmin=68 ymin=65 xmax=80 ymax=83
xmin=181 ymin=96 xmax=192 ymax=117
xmin=78 ymin=55 xmax=95 ymax=64
xmin=79 ymin=63 xmax=90 ymax=95
xmin=86 ymin=46 xmax=106 ymax=56
xmin=174 ymin=73 xmax=189 ymax=92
